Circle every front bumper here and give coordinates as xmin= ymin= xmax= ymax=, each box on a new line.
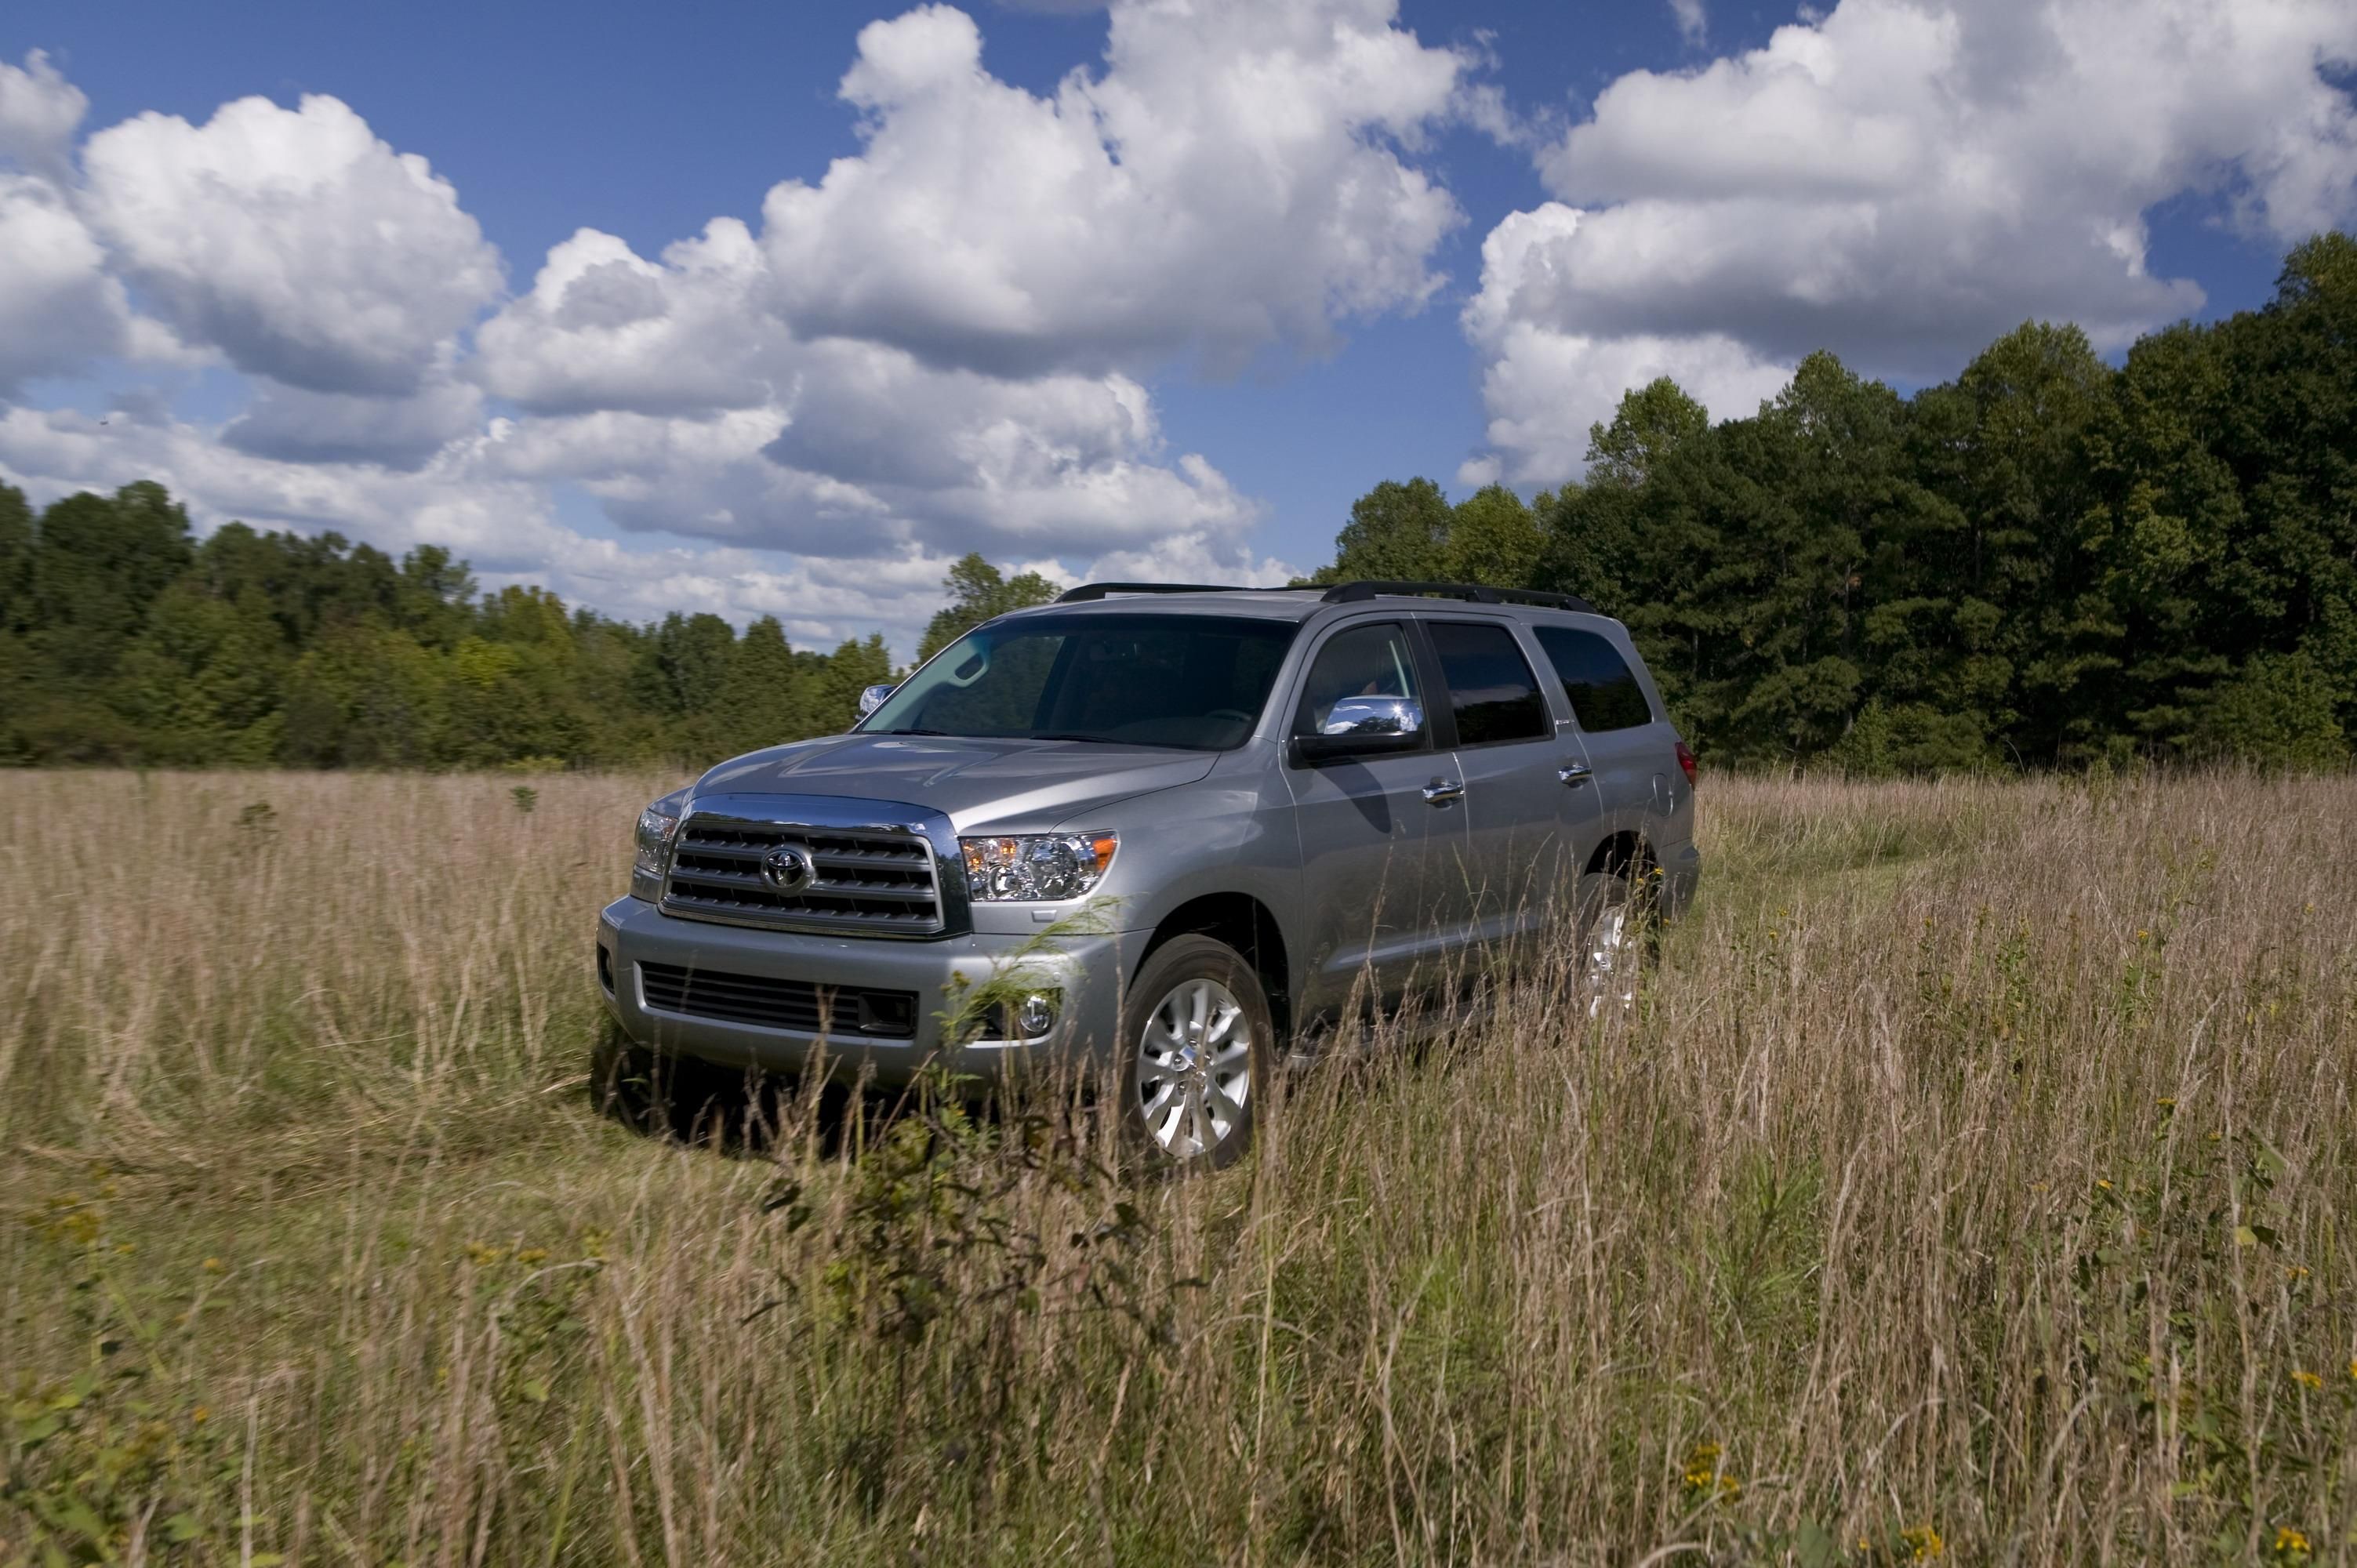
xmin=596 ymin=895 xmax=1144 ymax=1087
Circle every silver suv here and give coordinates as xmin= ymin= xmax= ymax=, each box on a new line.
xmin=597 ymin=581 xmax=1699 ymax=1164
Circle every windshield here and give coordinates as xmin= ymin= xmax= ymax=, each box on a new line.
xmin=863 ymin=612 xmax=1298 ymax=750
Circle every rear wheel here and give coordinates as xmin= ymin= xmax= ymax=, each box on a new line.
xmin=1575 ymin=866 xmax=1658 ymax=1015
xmin=1122 ymin=935 xmax=1271 ymax=1169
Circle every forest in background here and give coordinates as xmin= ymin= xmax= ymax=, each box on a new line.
xmin=1 ymin=232 xmax=2348 ymax=773
xmin=1320 ymin=234 xmax=2356 ymax=772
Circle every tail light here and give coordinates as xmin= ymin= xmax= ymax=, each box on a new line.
xmin=1674 ymin=739 xmax=1698 ymax=787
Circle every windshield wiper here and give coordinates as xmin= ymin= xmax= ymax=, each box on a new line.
xmin=1031 ymin=732 xmax=1193 ymax=750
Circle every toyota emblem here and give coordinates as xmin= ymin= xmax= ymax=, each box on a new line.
xmin=760 ymin=843 xmax=815 ymax=892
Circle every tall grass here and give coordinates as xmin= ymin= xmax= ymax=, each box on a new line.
xmin=3 ymin=770 xmax=2353 ymax=1565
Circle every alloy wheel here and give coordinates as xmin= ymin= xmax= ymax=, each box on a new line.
xmin=1132 ymin=976 xmax=1253 ymax=1159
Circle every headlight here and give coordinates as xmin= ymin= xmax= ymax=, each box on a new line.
xmin=631 ymin=790 xmax=689 ymax=897
xmin=959 ymin=832 xmax=1117 ymax=902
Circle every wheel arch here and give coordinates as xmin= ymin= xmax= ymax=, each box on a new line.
xmin=1135 ymin=891 xmax=1291 ymax=1040
xmin=1584 ymin=829 xmax=1657 ymax=880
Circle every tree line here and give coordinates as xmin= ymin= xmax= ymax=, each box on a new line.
xmin=1 ymin=232 xmax=2348 ymax=772
xmin=0 ymin=487 xmax=899 ymax=768
xmin=1315 ymin=233 xmax=2356 ymax=771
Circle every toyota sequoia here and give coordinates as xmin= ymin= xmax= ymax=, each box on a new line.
xmin=597 ymin=580 xmax=1700 ymax=1165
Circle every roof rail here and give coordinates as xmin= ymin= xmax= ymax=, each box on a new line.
xmin=1055 ymin=582 xmax=1292 ymax=603
xmin=1320 ymin=580 xmax=1598 ymax=614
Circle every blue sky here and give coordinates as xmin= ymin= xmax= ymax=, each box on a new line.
xmin=2 ymin=0 xmax=2348 ymax=655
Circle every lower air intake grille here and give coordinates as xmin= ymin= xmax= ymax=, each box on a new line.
xmin=637 ymin=963 xmax=919 ymax=1039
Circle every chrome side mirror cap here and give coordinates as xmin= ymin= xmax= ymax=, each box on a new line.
xmin=1320 ymin=695 xmax=1423 ymax=737
xmin=1292 ymin=694 xmax=1426 ymax=764
xmin=857 ymin=683 xmax=896 ymax=720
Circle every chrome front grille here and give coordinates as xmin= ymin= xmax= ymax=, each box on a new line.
xmin=660 ymin=813 xmax=948 ymax=936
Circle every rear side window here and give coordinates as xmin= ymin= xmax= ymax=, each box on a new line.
xmin=1534 ymin=625 xmax=1654 ymax=732
xmin=1425 ymin=621 xmax=1549 ymax=745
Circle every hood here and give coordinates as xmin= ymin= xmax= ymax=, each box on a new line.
xmin=694 ymin=732 xmax=1216 ymax=833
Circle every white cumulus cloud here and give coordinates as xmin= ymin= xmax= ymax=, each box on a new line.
xmin=2 ymin=3 xmax=1468 ymax=650
xmin=762 ymin=0 xmax=1466 ymax=376
xmin=80 ymin=93 xmax=503 ymax=394
xmin=0 ymin=49 xmax=86 ymax=183
xmin=0 ymin=173 xmax=137 ymax=396
xmin=474 ymin=221 xmax=777 ymax=416
xmin=1465 ymin=0 xmax=2357 ymax=485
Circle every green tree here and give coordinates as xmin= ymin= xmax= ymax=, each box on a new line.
xmin=281 ymin=622 xmax=448 ymax=768
xmin=718 ymin=615 xmax=812 ymax=755
xmin=111 ymin=583 xmax=286 ymax=764
xmin=1445 ymin=485 xmax=1545 ymax=586
xmin=1586 ymin=376 xmax=1712 ymax=490
xmin=1313 ymin=477 xmax=1455 ymax=584
xmin=29 ymin=482 xmax=194 ymax=682
xmin=1535 ymin=379 xmax=1714 ymax=619
xmin=813 ymin=633 xmax=894 ymax=731
xmin=0 ymin=483 xmax=30 ymax=633
xmin=917 ymin=554 xmax=1060 ymax=663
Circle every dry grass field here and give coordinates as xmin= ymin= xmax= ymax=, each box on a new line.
xmin=3 ymin=769 xmax=2354 ymax=1566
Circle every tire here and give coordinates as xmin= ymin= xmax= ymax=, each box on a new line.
xmin=591 ymin=1018 xmax=725 ymax=1138
xmin=1575 ymin=864 xmax=1658 ymax=1014
xmin=590 ymin=1018 xmax=661 ymax=1129
xmin=1120 ymin=935 xmax=1273 ymax=1170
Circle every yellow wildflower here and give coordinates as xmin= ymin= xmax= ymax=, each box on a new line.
xmin=2155 ymin=1097 xmax=2176 ymax=1110
xmin=1680 ymin=1441 xmax=1739 ymax=1499
xmin=2096 ymin=1179 xmax=2113 ymax=1191
xmin=202 ymin=1256 xmax=224 ymax=1273
xmin=2273 ymin=1525 xmax=2310 ymax=1558
xmin=2291 ymin=1370 xmax=2323 ymax=1389
xmin=515 ymin=1247 xmax=550 ymax=1266
xmin=463 ymin=1242 xmax=507 ymax=1266
xmin=1902 ymin=1523 xmax=1945 ymax=1559
xmin=2136 ymin=928 xmax=2149 ymax=941
xmin=191 ymin=1406 xmax=209 ymax=1425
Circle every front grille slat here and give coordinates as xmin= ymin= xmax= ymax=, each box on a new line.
xmin=637 ymin=961 xmax=918 ymax=1039
xmin=661 ymin=814 xmax=947 ymax=936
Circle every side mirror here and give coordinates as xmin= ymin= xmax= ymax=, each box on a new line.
xmin=856 ymin=683 xmax=896 ymax=720
xmin=1291 ymin=695 xmax=1425 ymax=763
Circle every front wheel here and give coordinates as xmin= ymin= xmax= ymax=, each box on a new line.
xmin=1121 ymin=935 xmax=1272 ymax=1169
xmin=591 ymin=1018 xmax=725 ymax=1138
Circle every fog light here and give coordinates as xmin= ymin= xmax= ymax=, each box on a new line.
xmin=1014 ymin=991 xmax=1058 ymax=1038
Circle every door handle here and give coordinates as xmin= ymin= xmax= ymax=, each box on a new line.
xmin=1422 ymin=778 xmax=1465 ymax=805
xmin=1558 ymin=760 xmax=1593 ymax=787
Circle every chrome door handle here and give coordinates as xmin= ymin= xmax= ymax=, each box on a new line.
xmin=1558 ymin=760 xmax=1593 ymax=786
xmin=1422 ymin=778 xmax=1465 ymax=805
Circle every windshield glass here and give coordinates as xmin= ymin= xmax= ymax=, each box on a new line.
xmin=863 ymin=612 xmax=1298 ymax=750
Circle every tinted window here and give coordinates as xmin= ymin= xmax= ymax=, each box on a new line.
xmin=1426 ymin=621 xmax=1549 ymax=746
xmin=1534 ymin=625 xmax=1654 ymax=732
xmin=1291 ymin=622 xmax=1424 ymax=739
xmin=867 ymin=613 xmax=1296 ymax=750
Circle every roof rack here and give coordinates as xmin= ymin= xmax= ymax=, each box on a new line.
xmin=1319 ymin=580 xmax=1598 ymax=614
xmin=1055 ymin=582 xmax=1302 ymax=603
xmin=1051 ymin=579 xmax=1600 ymax=614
